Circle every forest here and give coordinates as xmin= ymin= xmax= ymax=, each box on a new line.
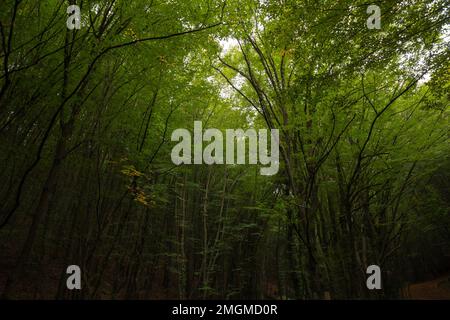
xmin=0 ymin=0 xmax=449 ymax=300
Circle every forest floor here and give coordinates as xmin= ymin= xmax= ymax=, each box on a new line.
xmin=402 ymin=274 xmax=450 ymax=300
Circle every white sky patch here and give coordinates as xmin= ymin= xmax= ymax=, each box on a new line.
xmin=92 ymin=3 xmax=100 ymax=14
xmin=399 ymin=25 xmax=449 ymax=85
xmin=232 ymin=73 xmax=246 ymax=89
xmin=219 ymin=73 xmax=246 ymax=99
xmin=219 ymin=37 xmax=239 ymax=55
xmin=183 ymin=53 xmax=193 ymax=67
xmin=219 ymin=85 xmax=234 ymax=99
xmin=217 ymin=37 xmax=243 ymax=99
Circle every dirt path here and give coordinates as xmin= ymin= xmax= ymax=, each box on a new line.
xmin=402 ymin=274 xmax=450 ymax=300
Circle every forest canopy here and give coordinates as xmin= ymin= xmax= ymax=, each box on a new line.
xmin=0 ymin=0 xmax=449 ymax=299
